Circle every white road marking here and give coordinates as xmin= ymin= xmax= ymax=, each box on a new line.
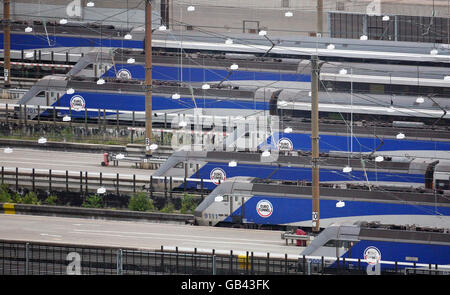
xmin=70 ymin=229 xmax=281 ymax=245
xmin=69 ymin=231 xmax=283 ymax=249
xmin=40 ymin=233 xmax=62 ymax=238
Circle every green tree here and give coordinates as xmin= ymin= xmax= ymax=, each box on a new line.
xmin=61 ymin=126 xmax=74 ymax=141
xmin=10 ymin=192 xmax=23 ymax=204
xmin=180 ymin=193 xmax=199 ymax=214
xmin=128 ymin=192 xmax=155 ymax=212
xmin=0 ymin=184 xmax=12 ymax=203
xmin=82 ymin=194 xmax=103 ymax=208
xmin=45 ymin=195 xmax=58 ymax=205
xmin=22 ymin=191 xmax=41 ymax=205
xmin=160 ymin=202 xmax=175 ymax=213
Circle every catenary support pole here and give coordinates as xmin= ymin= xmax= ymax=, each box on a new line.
xmin=317 ymin=0 xmax=323 ymax=36
xmin=3 ymin=0 xmax=11 ymax=98
xmin=311 ymin=55 xmax=320 ymax=232
xmin=145 ymin=0 xmax=153 ymax=158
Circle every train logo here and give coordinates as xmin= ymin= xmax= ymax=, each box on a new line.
xmin=256 ymin=200 xmax=273 ymax=218
xmin=210 ymin=168 xmax=226 ymax=185
xmin=117 ymin=69 xmax=132 ymax=80
xmin=70 ymin=95 xmax=86 ymax=111
xmin=364 ymin=246 xmax=381 ymax=265
xmin=278 ymin=138 xmax=293 ymax=151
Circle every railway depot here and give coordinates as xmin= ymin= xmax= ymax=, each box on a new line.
xmin=1 ymin=0 xmax=449 ymax=281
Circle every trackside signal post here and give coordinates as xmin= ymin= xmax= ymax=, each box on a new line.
xmin=311 ymin=55 xmax=320 ymax=232
xmin=145 ymin=0 xmax=153 ymax=157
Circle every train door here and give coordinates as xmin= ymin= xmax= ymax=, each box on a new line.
xmin=184 ymin=161 xmax=198 ymax=179
xmin=425 ymin=161 xmax=439 ymax=189
xmin=230 ymin=195 xmax=245 ymax=224
xmin=94 ymin=63 xmax=109 ymax=78
xmin=50 ymin=91 xmax=60 ymax=107
xmin=269 ymin=90 xmax=282 ymax=116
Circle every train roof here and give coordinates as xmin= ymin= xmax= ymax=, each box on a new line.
xmin=156 ymin=150 xmax=426 ymax=174
xmin=18 ymin=75 xmax=260 ymax=105
xmin=148 ymin=30 xmax=450 ymax=65
xmin=276 ymin=116 xmax=450 ymax=142
xmin=320 ymin=61 xmax=450 ymax=80
xmin=71 ymin=49 xmax=450 ymax=87
xmin=8 ymin=20 xmax=450 ymax=65
xmin=69 ymin=49 xmax=304 ymax=75
xmin=8 ymin=20 xmax=134 ymax=39
xmin=320 ymin=61 xmax=450 ymax=88
xmin=435 ymin=161 xmax=450 ymax=173
xmin=277 ymin=90 xmax=450 ymax=119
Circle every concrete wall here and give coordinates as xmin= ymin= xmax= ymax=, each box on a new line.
xmin=0 ymin=0 xmax=157 ymax=28
xmin=2 ymin=1 xmax=449 ymax=36
xmin=1 ymin=202 xmax=194 ymax=224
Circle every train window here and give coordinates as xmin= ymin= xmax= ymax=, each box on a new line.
xmin=174 ymin=162 xmax=184 ymax=169
xmin=36 ymin=91 xmax=45 ymax=98
xmin=190 ymin=163 xmax=193 ymax=169
xmin=323 ymin=239 xmax=337 ymax=247
xmin=436 ymin=180 xmax=449 ymax=190
xmin=222 ymin=196 xmax=229 ymax=202
xmin=369 ymin=84 xmax=384 ymax=94
xmin=324 ymin=240 xmax=354 ymax=250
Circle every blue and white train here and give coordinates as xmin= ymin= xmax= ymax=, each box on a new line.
xmin=194 ymin=177 xmax=450 ymax=230
xmin=299 ymin=222 xmax=450 ymax=272
xmin=16 ymin=75 xmax=275 ymax=122
xmin=68 ymin=49 xmax=310 ymax=91
xmin=4 ymin=21 xmax=450 ymax=66
xmin=152 ymin=150 xmax=449 ymax=190
xmin=16 ymin=74 xmax=450 ymax=160
xmin=5 ymin=21 xmax=450 ymax=85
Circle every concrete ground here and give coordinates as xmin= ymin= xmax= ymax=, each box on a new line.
xmin=0 ymin=214 xmax=305 ymax=258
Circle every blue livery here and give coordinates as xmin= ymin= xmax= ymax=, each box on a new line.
xmin=265 ymin=132 xmax=450 ymax=154
xmin=300 ymin=223 xmax=450 ymax=272
xmin=51 ymin=91 xmax=269 ymax=118
xmin=223 ymin=195 xmax=450 ymax=225
xmin=187 ymin=162 xmax=424 ymax=190
xmin=103 ymin=64 xmax=311 ymax=83
xmin=1 ymin=33 xmax=143 ymax=50
xmin=342 ymin=239 xmax=450 ymax=269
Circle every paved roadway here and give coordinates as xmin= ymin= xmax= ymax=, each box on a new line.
xmin=0 ymin=148 xmax=306 ymax=257
xmin=0 ymin=147 xmax=153 ymax=176
xmin=0 ymin=214 xmax=304 ymax=258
